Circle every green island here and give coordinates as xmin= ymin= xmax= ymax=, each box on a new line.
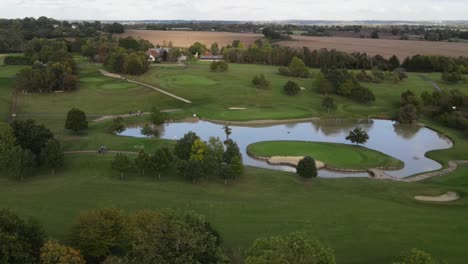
xmin=247 ymin=141 xmax=404 ymax=170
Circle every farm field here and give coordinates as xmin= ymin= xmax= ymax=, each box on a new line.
xmin=117 ymin=29 xmax=262 ymax=48
xmin=119 ymin=30 xmax=468 ymax=59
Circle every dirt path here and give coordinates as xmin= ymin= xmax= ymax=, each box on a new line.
xmin=64 ymin=150 xmax=138 ymax=155
xmin=99 ymin=69 xmax=192 ymax=104
xmin=93 ymin=109 xmax=181 ymax=122
xmin=418 ymin=74 xmax=442 ymax=92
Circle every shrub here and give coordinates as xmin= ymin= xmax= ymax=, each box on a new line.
xmin=283 ymin=81 xmax=300 ymax=96
xmin=210 ymin=61 xmax=228 ymax=72
xmin=296 ymin=156 xmax=317 ymax=178
xmin=252 ymin=74 xmax=270 ymax=88
xmin=278 ymin=66 xmax=290 ymax=76
xmin=279 ymin=57 xmax=309 ymax=78
xmin=65 ymin=108 xmax=88 ymax=133
xmin=355 ymin=70 xmax=373 ymax=83
xmin=349 ymin=86 xmax=375 ymax=103
xmin=4 ymin=56 xmax=31 ymax=65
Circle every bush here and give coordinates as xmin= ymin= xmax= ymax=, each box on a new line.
xmin=252 ymin=74 xmax=270 ymax=88
xmin=210 ymin=61 xmax=228 ymax=72
xmin=279 ymin=57 xmax=309 ymax=78
xmin=283 ymin=81 xmax=300 ymax=96
xmin=349 ymin=86 xmax=375 ymax=103
xmin=65 ymin=108 xmax=88 ymax=133
xmin=296 ymin=156 xmax=317 ymax=178
xmin=355 ymin=70 xmax=373 ymax=83
xmin=4 ymin=56 xmax=31 ymax=65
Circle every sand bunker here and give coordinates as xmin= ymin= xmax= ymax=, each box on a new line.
xmin=414 ymin=192 xmax=459 ymax=202
xmin=229 ymin=107 xmax=246 ymax=110
xmin=267 ymin=156 xmax=325 ymax=169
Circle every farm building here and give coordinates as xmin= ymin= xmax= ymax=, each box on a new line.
xmin=199 ymin=51 xmax=224 ymax=61
xmin=147 ymin=47 xmax=171 ymax=62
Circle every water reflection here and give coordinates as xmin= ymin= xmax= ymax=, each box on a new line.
xmin=118 ymin=119 xmax=452 ymax=179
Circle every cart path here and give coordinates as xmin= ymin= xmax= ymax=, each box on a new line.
xmin=15 ymin=109 xmax=181 ymax=121
xmin=99 ymin=69 xmax=192 ymax=104
xmin=64 ymin=150 xmax=139 ymax=155
xmin=418 ymin=74 xmax=442 ymax=92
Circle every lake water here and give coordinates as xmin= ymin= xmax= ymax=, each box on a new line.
xmin=118 ymin=119 xmax=453 ymax=179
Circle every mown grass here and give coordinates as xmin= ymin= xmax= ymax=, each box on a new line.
xmin=247 ymin=141 xmax=403 ymax=170
xmin=0 ymin=154 xmax=467 ymax=264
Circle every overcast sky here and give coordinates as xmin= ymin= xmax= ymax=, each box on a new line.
xmin=0 ymin=0 xmax=467 ymax=21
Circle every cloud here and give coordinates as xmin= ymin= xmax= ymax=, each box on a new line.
xmin=0 ymin=0 xmax=466 ymax=20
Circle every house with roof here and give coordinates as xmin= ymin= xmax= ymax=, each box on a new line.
xmin=147 ymin=48 xmax=171 ymax=62
xmin=199 ymin=51 xmax=224 ymax=61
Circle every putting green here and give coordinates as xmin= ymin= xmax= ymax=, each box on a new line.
xmin=247 ymin=141 xmax=403 ymax=170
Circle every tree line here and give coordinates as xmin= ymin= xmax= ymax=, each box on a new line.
xmin=0 ymin=16 xmax=124 ymax=53
xmin=0 ymin=207 xmax=446 ymax=264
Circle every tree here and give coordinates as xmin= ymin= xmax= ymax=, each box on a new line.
xmin=0 ymin=209 xmax=45 ymax=264
xmin=40 ymin=139 xmax=64 ymax=175
xmin=125 ymin=210 xmax=229 ymax=264
xmin=252 ymin=74 xmax=270 ymax=88
xmin=65 ymin=108 xmax=88 ymax=133
xmin=287 ymin=57 xmax=310 ymax=77
xmin=322 ymin=97 xmax=337 ymax=114
xmin=389 ymin=55 xmax=401 ymax=70
xmin=296 ymin=156 xmax=317 ymax=178
xmin=345 ymin=127 xmax=369 ymax=145
xmin=230 ymin=155 xmax=244 ymax=181
xmin=245 ymin=233 xmax=335 ymax=264
xmin=11 ymin=119 xmax=54 ymax=160
xmin=7 ymin=146 xmax=35 ymax=181
xmin=398 ymin=104 xmax=418 ymax=124
xmin=70 ymin=208 xmax=128 ymax=263
xmin=210 ymin=61 xmax=228 ymax=72
xmin=111 ymin=153 xmax=133 ymax=180
xmin=108 ymin=117 xmax=126 ymax=134
xmin=188 ymin=42 xmax=207 ymax=55
xmin=223 ymin=139 xmax=241 ymax=164
xmin=177 ymin=159 xmax=204 ymax=183
xmin=371 ymin=30 xmax=380 ymax=39
xmin=0 ymin=123 xmax=17 ymax=174
xmin=190 ymin=139 xmax=208 ymax=162
xmin=150 ymin=148 xmax=173 ymax=180
xmin=394 ymin=248 xmax=438 ymax=264
xmin=205 ymin=137 xmax=225 ymax=179
xmin=174 ymin=132 xmax=200 ymax=160
xmin=40 ymin=240 xmax=86 ymax=264
xmin=149 ymin=107 xmax=167 ymax=126
xmin=283 ymin=80 xmax=300 ymax=96
xmin=210 ymin=42 xmax=219 ymax=55
xmin=134 ymin=150 xmax=151 ymax=175
xmin=314 ymin=72 xmax=334 ymax=95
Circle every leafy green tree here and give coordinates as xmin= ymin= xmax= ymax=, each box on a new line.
xmin=65 ymin=108 xmax=88 ymax=133
xmin=70 ymin=208 xmax=128 ymax=264
xmin=111 ymin=153 xmax=133 ymax=180
xmin=230 ymin=155 xmax=244 ymax=181
xmin=287 ymin=57 xmax=310 ymax=77
xmin=210 ymin=61 xmax=228 ymax=72
xmin=0 ymin=209 xmax=45 ymax=264
xmin=283 ymin=80 xmax=300 ymax=96
xmin=398 ymin=104 xmax=418 ymax=124
xmin=322 ymin=97 xmax=337 ymax=114
xmin=40 ymin=240 xmax=86 ymax=264
xmin=401 ymin=90 xmax=421 ymax=109
xmin=108 ymin=117 xmax=126 ymax=134
xmin=393 ymin=248 xmax=438 ymax=264
xmin=134 ymin=150 xmax=151 ymax=175
xmin=149 ymin=107 xmax=167 ymax=126
xmin=177 ymin=159 xmax=204 ymax=183
xmin=174 ymin=132 xmax=200 ymax=160
xmin=245 ymin=233 xmax=335 ymax=264
xmin=125 ymin=210 xmax=229 ymax=264
xmin=296 ymin=156 xmax=318 ymax=178
xmin=205 ymin=137 xmax=225 ymax=179
xmin=252 ymin=74 xmax=270 ymax=88
xmin=188 ymin=42 xmax=207 ymax=55
xmin=223 ymin=139 xmax=241 ymax=164
xmin=40 ymin=139 xmax=64 ymax=175
xmin=150 ymin=147 xmax=173 ymax=180
xmin=8 ymin=146 xmax=35 ymax=181
xmin=345 ymin=127 xmax=369 ymax=145
xmin=389 ymin=55 xmax=401 ymax=70
xmin=371 ymin=30 xmax=380 ymax=39
xmin=315 ymin=72 xmax=334 ymax=95
xmin=211 ymin=42 xmax=219 ymax=55
xmin=125 ymin=53 xmax=148 ymax=75
xmin=220 ymin=163 xmax=234 ymax=185
xmin=11 ymin=119 xmax=54 ymax=160
xmin=0 ymin=123 xmax=17 ymax=174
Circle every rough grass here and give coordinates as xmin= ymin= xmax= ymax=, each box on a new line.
xmin=247 ymin=141 xmax=403 ymax=170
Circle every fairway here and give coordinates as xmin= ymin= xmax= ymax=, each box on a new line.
xmin=247 ymin=141 xmax=403 ymax=170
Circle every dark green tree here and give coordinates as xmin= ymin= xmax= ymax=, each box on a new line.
xmin=398 ymin=104 xmax=418 ymax=124
xmin=108 ymin=117 xmax=126 ymax=134
xmin=174 ymin=132 xmax=200 ymax=160
xmin=210 ymin=42 xmax=219 ymax=55
xmin=188 ymin=42 xmax=207 ymax=55
xmin=10 ymin=119 xmax=54 ymax=160
xmin=345 ymin=127 xmax=369 ymax=145
xmin=134 ymin=150 xmax=151 ymax=175
xmin=149 ymin=107 xmax=167 ymax=126
xmin=287 ymin=57 xmax=310 ymax=78
xmin=223 ymin=139 xmax=241 ymax=164
xmin=0 ymin=209 xmax=45 ymax=264
xmin=283 ymin=80 xmax=300 ymax=96
xmin=296 ymin=156 xmax=318 ymax=178
xmin=322 ymin=97 xmax=337 ymax=113
xmin=65 ymin=108 xmax=88 ymax=133
xmin=40 ymin=139 xmax=64 ymax=175
xmin=150 ymin=147 xmax=173 ymax=180
xmin=394 ymin=248 xmax=438 ymax=264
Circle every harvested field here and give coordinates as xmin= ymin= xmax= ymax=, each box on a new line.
xmin=117 ymin=29 xmax=262 ymax=48
xmin=280 ymin=36 xmax=468 ymax=59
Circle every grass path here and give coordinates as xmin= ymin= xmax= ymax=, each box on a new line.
xmin=99 ymin=69 xmax=192 ymax=104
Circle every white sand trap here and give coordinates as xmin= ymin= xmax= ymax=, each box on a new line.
xmin=414 ymin=192 xmax=460 ymax=202
xmin=267 ymin=156 xmax=325 ymax=169
xmin=229 ymin=107 xmax=246 ymax=110
xmin=300 ymin=87 xmax=306 ymax=90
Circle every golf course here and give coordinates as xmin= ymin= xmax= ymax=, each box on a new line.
xmin=1 ymin=54 xmax=468 ymax=264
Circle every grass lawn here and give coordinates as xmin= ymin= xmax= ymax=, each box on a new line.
xmin=0 ymin=65 xmax=22 ymax=121
xmin=247 ymin=141 xmax=403 ymax=170
xmin=0 ymin=154 xmax=467 ymax=264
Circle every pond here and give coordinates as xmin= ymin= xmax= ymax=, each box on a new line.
xmin=118 ymin=119 xmax=453 ymax=179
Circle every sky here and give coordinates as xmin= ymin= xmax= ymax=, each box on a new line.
xmin=0 ymin=0 xmax=467 ymax=21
